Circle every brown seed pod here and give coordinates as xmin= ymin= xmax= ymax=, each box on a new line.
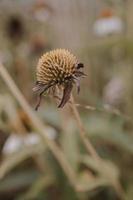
xmin=33 ymin=49 xmax=85 ymax=110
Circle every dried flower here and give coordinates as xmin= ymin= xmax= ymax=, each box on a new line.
xmin=6 ymin=15 xmax=25 ymax=42
xmin=33 ymin=49 xmax=85 ymax=110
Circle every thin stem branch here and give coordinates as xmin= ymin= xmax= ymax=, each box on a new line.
xmin=0 ymin=63 xmax=76 ymax=187
xmin=75 ymin=103 xmax=132 ymax=124
xmin=70 ymin=95 xmax=100 ymax=161
xmin=70 ymin=95 xmax=125 ymax=198
xmin=53 ymin=95 xmax=132 ymax=124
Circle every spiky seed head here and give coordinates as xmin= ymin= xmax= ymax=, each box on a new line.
xmin=33 ymin=49 xmax=85 ymax=110
xmin=36 ymin=49 xmax=78 ymax=84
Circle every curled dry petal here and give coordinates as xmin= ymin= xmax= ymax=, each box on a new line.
xmin=58 ymin=82 xmax=73 ymax=108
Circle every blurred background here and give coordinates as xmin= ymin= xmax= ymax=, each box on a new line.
xmin=0 ymin=0 xmax=133 ymax=199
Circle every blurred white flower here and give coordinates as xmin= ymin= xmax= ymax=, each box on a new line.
xmin=2 ymin=129 xmax=57 ymax=155
xmin=2 ymin=134 xmax=24 ymax=155
xmin=93 ymin=10 xmax=124 ymax=37
xmin=31 ymin=1 xmax=53 ymax=23
xmin=34 ymin=8 xmax=50 ymax=22
xmin=103 ymin=76 xmax=125 ymax=108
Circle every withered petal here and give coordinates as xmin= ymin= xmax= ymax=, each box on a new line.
xmin=75 ymin=79 xmax=80 ymax=94
xmin=74 ymin=71 xmax=87 ymax=77
xmin=33 ymin=82 xmax=46 ymax=93
xmin=34 ymin=82 xmax=55 ymax=111
xmin=58 ymin=82 xmax=73 ymax=108
xmin=33 ymin=81 xmax=55 ymax=93
xmin=77 ymin=63 xmax=84 ymax=69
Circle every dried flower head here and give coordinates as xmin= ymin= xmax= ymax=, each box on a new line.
xmin=6 ymin=15 xmax=25 ymax=42
xmin=33 ymin=49 xmax=85 ymax=110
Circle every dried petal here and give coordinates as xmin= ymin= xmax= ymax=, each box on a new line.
xmin=75 ymin=79 xmax=80 ymax=94
xmin=77 ymin=63 xmax=84 ymax=69
xmin=58 ymin=82 xmax=73 ymax=108
xmin=34 ymin=82 xmax=55 ymax=110
xmin=74 ymin=71 xmax=87 ymax=77
xmin=33 ymin=82 xmax=46 ymax=93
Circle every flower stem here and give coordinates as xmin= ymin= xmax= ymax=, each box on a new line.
xmin=70 ymin=94 xmax=100 ymax=161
